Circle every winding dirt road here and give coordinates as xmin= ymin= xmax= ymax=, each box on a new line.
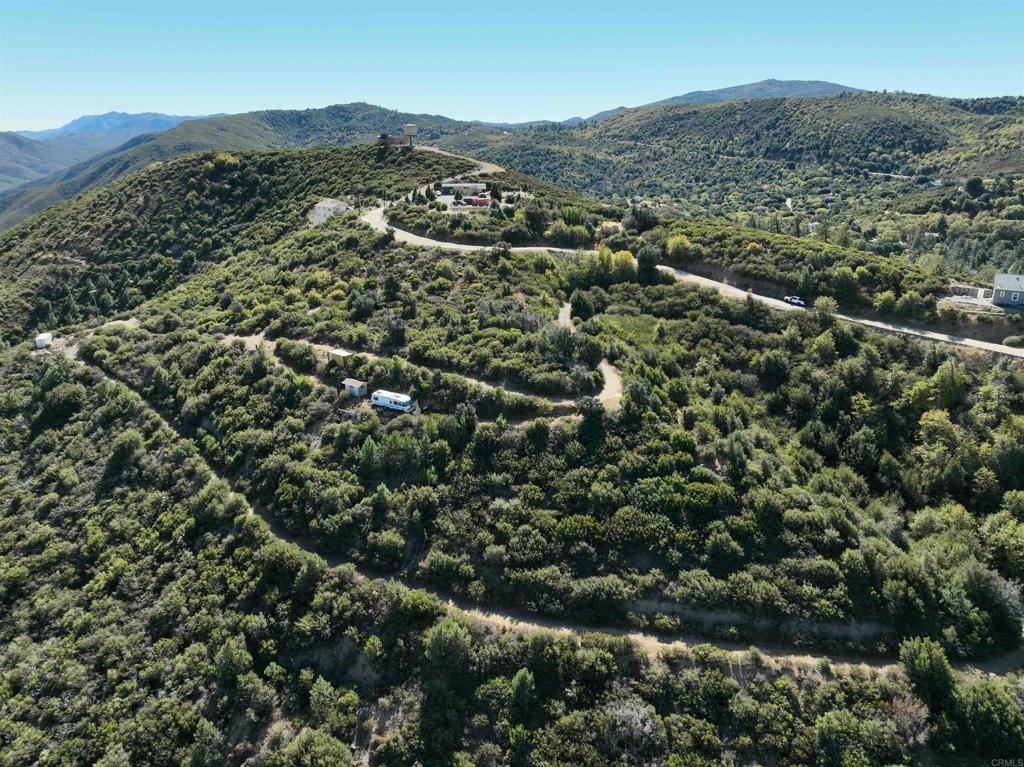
xmin=358 ymin=147 xmax=581 ymax=255
xmin=367 ymin=147 xmax=1024 ymax=362
xmin=221 ymin=332 xmax=611 ymax=414
xmin=46 ymin=325 xmax=1020 ymax=678
xmin=657 ymin=265 xmax=1024 ymax=360
xmin=557 ymin=301 xmax=623 ymax=409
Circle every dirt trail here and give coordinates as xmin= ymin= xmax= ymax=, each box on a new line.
xmin=45 ymin=334 xmax=1021 ymax=678
xmin=358 ymin=147 xmax=580 ymax=255
xmin=557 ymin=301 xmax=623 ymax=409
xmin=408 ymin=150 xmax=1023 ymax=361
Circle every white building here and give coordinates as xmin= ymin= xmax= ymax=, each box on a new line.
xmin=993 ymin=273 xmax=1024 ymax=308
xmin=370 ymin=390 xmax=414 ymax=412
xmin=311 ymin=198 xmax=351 ymax=225
xmin=440 ymin=181 xmax=488 ymax=197
xmin=342 ymin=378 xmax=368 ymax=397
xmin=35 ymin=332 xmax=53 ymax=349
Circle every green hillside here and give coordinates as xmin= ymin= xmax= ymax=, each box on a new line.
xmin=434 ymin=93 xmax=1024 ymax=275
xmin=438 ymin=93 xmax=1024 ymax=194
xmin=650 ymin=78 xmax=862 ymax=107
xmin=0 ymin=144 xmax=471 ymax=337
xmin=0 ymin=103 xmax=469 ymax=230
xmin=0 ymin=132 xmax=99 ymax=191
xmin=2 ymin=143 xmax=1024 ymax=763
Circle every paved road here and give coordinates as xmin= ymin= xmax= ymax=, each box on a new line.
xmin=657 ymin=265 xmax=1024 ymax=360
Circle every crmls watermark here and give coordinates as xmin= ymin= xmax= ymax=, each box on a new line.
xmin=991 ymin=760 xmax=1024 ymax=766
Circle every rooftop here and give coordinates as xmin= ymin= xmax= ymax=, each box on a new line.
xmin=315 ymin=198 xmax=349 ymax=209
xmin=994 ymin=273 xmax=1024 ymax=291
xmin=373 ymin=390 xmax=411 ymax=402
xmin=342 ymin=378 xmax=366 ymax=387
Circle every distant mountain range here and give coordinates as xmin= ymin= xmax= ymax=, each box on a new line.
xmin=0 ymin=105 xmax=467 ymax=229
xmin=2 ymin=80 xmax=1019 ymax=232
xmin=1 ymin=112 xmax=204 ymax=192
xmin=489 ymin=79 xmax=864 ymax=128
xmin=16 ymin=111 xmax=203 ymax=142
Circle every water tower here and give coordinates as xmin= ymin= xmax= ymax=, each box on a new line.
xmin=403 ymin=124 xmax=417 ymax=145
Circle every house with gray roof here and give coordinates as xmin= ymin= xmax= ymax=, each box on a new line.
xmin=993 ymin=273 xmax=1024 ymax=307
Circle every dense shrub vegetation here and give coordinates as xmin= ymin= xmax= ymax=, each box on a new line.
xmin=0 ymin=145 xmax=471 ymax=336
xmin=435 ymin=92 xmax=1024 ymax=279
xmin=3 ymin=349 xmax=1021 ymax=765
xmin=2 ymin=143 xmax=1023 ymax=764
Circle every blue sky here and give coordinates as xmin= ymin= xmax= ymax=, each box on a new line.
xmin=2 ymin=0 xmax=1022 ymax=130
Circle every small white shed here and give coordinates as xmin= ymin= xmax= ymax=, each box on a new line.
xmin=312 ymin=198 xmax=351 ymax=225
xmin=35 ymin=332 xmax=53 ymax=349
xmin=342 ymin=378 xmax=368 ymax=397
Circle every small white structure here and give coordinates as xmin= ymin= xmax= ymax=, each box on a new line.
xmin=371 ymin=389 xmax=414 ymax=412
xmin=440 ymin=181 xmax=488 ymax=197
xmin=35 ymin=332 xmax=53 ymax=349
xmin=342 ymin=378 xmax=368 ymax=397
xmin=327 ymin=348 xmax=353 ymax=366
xmin=311 ymin=198 xmax=351 ymax=225
xmin=379 ymin=124 xmax=416 ymax=148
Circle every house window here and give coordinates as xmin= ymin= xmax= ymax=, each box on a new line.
xmin=1000 ymin=291 xmax=1006 ymax=298
xmin=1013 ymin=293 xmax=1020 ymax=302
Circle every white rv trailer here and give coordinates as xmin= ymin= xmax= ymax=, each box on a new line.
xmin=370 ymin=389 xmax=414 ymax=412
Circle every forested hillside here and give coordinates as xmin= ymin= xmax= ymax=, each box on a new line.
xmin=0 ymin=104 xmax=469 ymax=231
xmin=435 ymin=93 xmax=1024 ymax=276
xmin=2 ymin=144 xmax=1023 ymax=764
xmin=11 ymin=347 xmax=1020 ymax=765
xmin=0 ymin=145 xmax=471 ymax=336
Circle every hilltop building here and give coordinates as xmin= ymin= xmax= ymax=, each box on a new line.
xmin=311 ymin=198 xmax=351 ymax=225
xmin=993 ymin=273 xmax=1024 ymax=307
xmin=379 ymin=123 xmax=417 ymax=149
xmin=441 ymin=181 xmax=487 ymax=196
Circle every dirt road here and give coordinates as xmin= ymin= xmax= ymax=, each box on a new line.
xmin=557 ymin=301 xmax=623 ymax=409
xmin=47 ymin=334 xmax=1020 ymax=677
xmin=657 ymin=265 xmax=1024 ymax=360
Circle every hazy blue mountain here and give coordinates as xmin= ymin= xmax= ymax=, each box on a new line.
xmin=2 ymin=112 xmax=208 ymax=192
xmin=17 ymin=111 xmax=202 ymax=142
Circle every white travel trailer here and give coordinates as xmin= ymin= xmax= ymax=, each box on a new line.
xmin=370 ymin=389 xmax=414 ymax=412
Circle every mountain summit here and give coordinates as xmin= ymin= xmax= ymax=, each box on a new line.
xmin=650 ymin=78 xmax=862 ymax=107
xmin=580 ymin=78 xmax=862 ymax=122
xmin=16 ymin=111 xmax=203 ymax=141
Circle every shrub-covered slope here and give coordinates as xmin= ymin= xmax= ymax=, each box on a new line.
xmin=0 ymin=103 xmax=470 ymax=231
xmin=3 ymin=145 xmax=1024 ymax=764
xmin=0 ymin=144 xmax=471 ymax=338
